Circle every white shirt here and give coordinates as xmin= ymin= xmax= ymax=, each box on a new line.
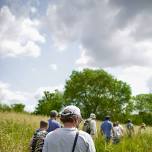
xmin=113 ymin=126 xmax=122 ymax=138
xmin=43 ymin=128 xmax=96 ymax=152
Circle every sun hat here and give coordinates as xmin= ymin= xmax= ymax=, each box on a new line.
xmin=50 ymin=110 xmax=58 ymax=117
xmin=90 ymin=113 xmax=96 ymax=119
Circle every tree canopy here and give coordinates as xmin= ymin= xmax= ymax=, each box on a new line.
xmin=64 ymin=69 xmax=132 ymax=120
xmin=11 ymin=103 xmax=25 ymax=112
xmin=134 ymin=94 xmax=152 ymax=112
xmin=34 ymin=90 xmax=63 ymax=115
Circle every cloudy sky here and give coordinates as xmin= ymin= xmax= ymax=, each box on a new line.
xmin=0 ymin=0 xmax=152 ymax=111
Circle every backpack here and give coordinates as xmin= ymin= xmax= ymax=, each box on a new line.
xmin=83 ymin=119 xmax=91 ymax=134
xmin=31 ymin=130 xmax=48 ymax=152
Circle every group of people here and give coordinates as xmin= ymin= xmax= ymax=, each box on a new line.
xmin=30 ymin=105 xmax=146 ymax=152
xmin=30 ymin=105 xmax=95 ymax=152
xmin=83 ymin=114 xmax=127 ymax=144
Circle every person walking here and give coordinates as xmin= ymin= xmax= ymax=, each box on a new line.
xmin=30 ymin=121 xmax=48 ymax=152
xmin=126 ymin=119 xmax=134 ymax=137
xmin=112 ymin=122 xmax=123 ymax=144
xmin=100 ymin=116 xmax=113 ymax=143
xmin=43 ymin=105 xmax=96 ymax=152
xmin=47 ymin=110 xmax=61 ymax=133
xmin=138 ymin=123 xmax=146 ymax=134
xmin=83 ymin=113 xmax=97 ymax=138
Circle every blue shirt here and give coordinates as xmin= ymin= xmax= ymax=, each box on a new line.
xmin=101 ymin=120 xmax=113 ymax=138
xmin=47 ymin=119 xmax=61 ymax=133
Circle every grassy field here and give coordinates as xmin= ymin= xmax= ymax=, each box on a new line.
xmin=0 ymin=112 xmax=152 ymax=152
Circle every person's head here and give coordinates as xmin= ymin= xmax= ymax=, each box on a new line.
xmin=105 ymin=115 xmax=110 ymax=121
xmin=40 ymin=120 xmax=48 ymax=129
xmin=141 ymin=123 xmax=146 ymax=127
xmin=90 ymin=113 xmax=96 ymax=119
xmin=60 ymin=105 xmax=82 ymax=128
xmin=127 ymin=119 xmax=132 ymax=123
xmin=113 ymin=122 xmax=118 ymax=127
xmin=50 ymin=110 xmax=58 ymax=119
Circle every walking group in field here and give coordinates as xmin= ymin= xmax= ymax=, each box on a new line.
xmin=29 ymin=105 xmax=146 ymax=152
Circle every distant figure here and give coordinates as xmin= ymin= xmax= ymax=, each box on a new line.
xmin=47 ymin=110 xmax=61 ymax=132
xmin=138 ymin=123 xmax=146 ymax=134
xmin=126 ymin=119 xmax=134 ymax=137
xmin=100 ymin=116 xmax=113 ymax=143
xmin=43 ymin=105 xmax=96 ymax=152
xmin=83 ymin=113 xmax=97 ymax=138
xmin=30 ymin=121 xmax=48 ymax=152
xmin=112 ymin=122 xmax=123 ymax=144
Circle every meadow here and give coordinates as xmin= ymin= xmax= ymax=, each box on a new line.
xmin=0 ymin=112 xmax=152 ymax=152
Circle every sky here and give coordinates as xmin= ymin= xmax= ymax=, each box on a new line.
xmin=0 ymin=0 xmax=152 ymax=112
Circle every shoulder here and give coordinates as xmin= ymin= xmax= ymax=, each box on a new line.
xmin=52 ymin=120 xmax=60 ymax=125
xmin=45 ymin=128 xmax=61 ymax=139
xmin=79 ymin=130 xmax=92 ymax=141
xmin=78 ymin=130 xmax=94 ymax=148
xmin=108 ymin=121 xmax=113 ymax=125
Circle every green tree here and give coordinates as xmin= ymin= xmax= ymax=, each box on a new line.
xmin=34 ymin=90 xmax=63 ymax=115
xmin=64 ymin=69 xmax=132 ymax=120
xmin=11 ymin=103 xmax=25 ymax=112
xmin=134 ymin=94 xmax=152 ymax=112
xmin=0 ymin=103 xmax=11 ymax=112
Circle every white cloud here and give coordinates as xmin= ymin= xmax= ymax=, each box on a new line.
xmin=0 ymin=81 xmax=25 ymax=103
xmin=147 ymin=77 xmax=152 ymax=93
xmin=76 ymin=47 xmax=93 ymax=66
xmin=34 ymin=85 xmax=64 ymax=100
xmin=49 ymin=64 xmax=58 ymax=71
xmin=46 ymin=0 xmax=152 ymax=67
xmin=0 ymin=81 xmax=39 ymax=112
xmin=0 ymin=6 xmax=45 ymax=58
xmin=106 ymin=66 xmax=152 ymax=95
xmin=0 ymin=81 xmax=35 ymax=111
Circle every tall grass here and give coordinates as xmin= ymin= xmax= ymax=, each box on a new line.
xmin=0 ymin=112 xmax=152 ymax=152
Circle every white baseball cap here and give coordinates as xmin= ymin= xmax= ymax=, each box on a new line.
xmin=61 ymin=105 xmax=81 ymax=117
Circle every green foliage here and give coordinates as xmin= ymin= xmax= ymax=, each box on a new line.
xmin=0 ymin=119 xmax=33 ymax=152
xmin=64 ymin=69 xmax=132 ymax=119
xmin=11 ymin=103 xmax=25 ymax=112
xmin=0 ymin=103 xmax=11 ymax=112
xmin=134 ymin=94 xmax=152 ymax=112
xmin=0 ymin=103 xmax=25 ymax=112
xmin=131 ymin=94 xmax=152 ymax=125
xmin=95 ymin=133 xmax=152 ymax=152
xmin=34 ymin=90 xmax=63 ymax=115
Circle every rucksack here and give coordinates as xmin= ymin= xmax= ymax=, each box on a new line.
xmin=127 ymin=123 xmax=133 ymax=130
xmin=83 ymin=119 xmax=91 ymax=134
xmin=31 ymin=130 xmax=48 ymax=152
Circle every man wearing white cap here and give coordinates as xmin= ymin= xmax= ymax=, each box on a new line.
xmin=43 ymin=105 xmax=96 ymax=152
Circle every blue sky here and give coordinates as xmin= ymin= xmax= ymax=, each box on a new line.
xmin=0 ymin=0 xmax=152 ymax=111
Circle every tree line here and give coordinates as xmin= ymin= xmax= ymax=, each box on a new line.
xmin=1 ymin=69 xmax=151 ymax=125
xmin=0 ymin=103 xmax=25 ymax=113
xmin=34 ymin=69 xmax=152 ymax=125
